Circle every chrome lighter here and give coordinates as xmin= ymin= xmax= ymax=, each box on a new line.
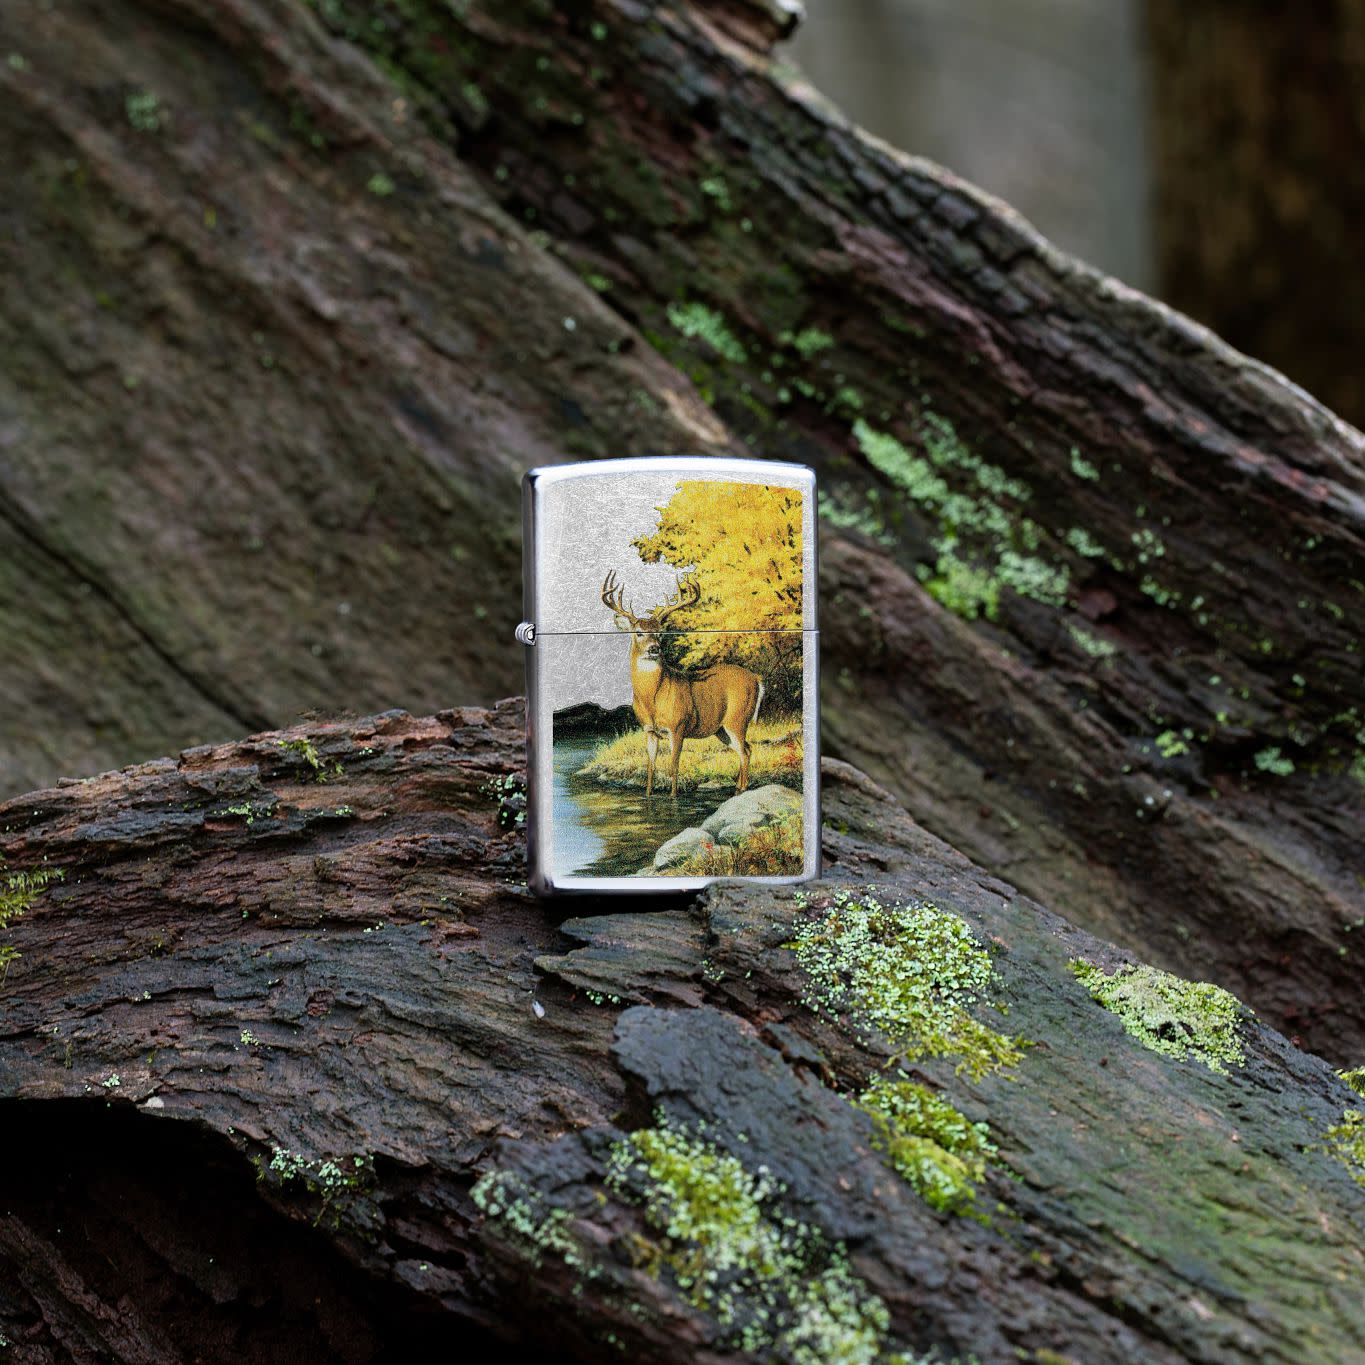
xmin=518 ymin=457 xmax=819 ymax=895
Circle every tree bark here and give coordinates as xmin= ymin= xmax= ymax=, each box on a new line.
xmin=1 ymin=704 xmax=1362 ymax=1362
xmin=1147 ymin=0 xmax=1365 ymax=429
xmin=0 ymin=0 xmax=1361 ymax=1081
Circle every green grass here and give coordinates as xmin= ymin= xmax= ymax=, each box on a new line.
xmin=575 ymin=715 xmax=802 ymax=793
xmin=669 ymin=809 xmax=804 ymax=876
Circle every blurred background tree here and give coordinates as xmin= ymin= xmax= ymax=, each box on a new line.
xmin=1145 ymin=0 xmax=1365 ymax=428
xmin=791 ymin=0 xmax=1365 ymax=427
xmin=788 ymin=0 xmax=1153 ymax=289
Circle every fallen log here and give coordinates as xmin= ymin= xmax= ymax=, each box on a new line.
xmin=0 ymin=705 xmax=1361 ymax=1361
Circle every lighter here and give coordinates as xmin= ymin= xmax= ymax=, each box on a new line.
xmin=517 ymin=457 xmax=820 ymax=895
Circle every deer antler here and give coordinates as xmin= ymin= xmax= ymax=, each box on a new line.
xmin=601 ymin=570 xmax=637 ymax=627
xmin=654 ymin=573 xmax=701 ymax=626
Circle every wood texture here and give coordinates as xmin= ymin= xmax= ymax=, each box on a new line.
xmin=0 ymin=704 xmax=1362 ymax=1362
xmin=0 ymin=0 xmax=1360 ymax=1063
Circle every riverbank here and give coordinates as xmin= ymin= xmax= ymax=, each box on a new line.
xmin=576 ymin=715 xmax=802 ymax=794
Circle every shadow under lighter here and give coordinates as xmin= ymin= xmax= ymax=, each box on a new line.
xmin=517 ymin=457 xmax=820 ymax=895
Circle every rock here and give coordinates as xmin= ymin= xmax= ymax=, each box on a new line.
xmin=700 ymin=783 xmax=803 ymax=845
xmin=651 ymin=825 xmax=713 ymax=871
xmin=552 ymin=702 xmax=637 ymax=736
xmin=651 ymin=783 xmax=802 ymax=871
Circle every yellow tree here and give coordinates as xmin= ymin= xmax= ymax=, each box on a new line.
xmin=631 ymin=481 xmax=804 ymax=709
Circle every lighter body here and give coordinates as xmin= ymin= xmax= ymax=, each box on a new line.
xmin=519 ymin=457 xmax=820 ymax=895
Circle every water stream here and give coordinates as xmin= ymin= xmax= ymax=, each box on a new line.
xmin=552 ymin=735 xmax=736 ymax=878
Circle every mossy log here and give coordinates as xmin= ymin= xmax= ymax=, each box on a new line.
xmin=0 ymin=0 xmax=1361 ymax=1067
xmin=0 ymin=704 xmax=1362 ymax=1362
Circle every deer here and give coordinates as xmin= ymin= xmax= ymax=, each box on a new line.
xmin=601 ymin=570 xmax=764 ymax=799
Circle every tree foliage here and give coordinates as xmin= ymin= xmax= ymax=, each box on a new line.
xmin=631 ymin=481 xmax=804 ymax=709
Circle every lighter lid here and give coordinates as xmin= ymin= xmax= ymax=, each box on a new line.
xmin=522 ymin=456 xmax=817 ymax=638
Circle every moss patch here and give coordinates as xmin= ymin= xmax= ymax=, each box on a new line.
xmin=276 ymin=734 xmax=344 ymax=782
xmin=1253 ymin=745 xmax=1296 ymax=777
xmin=255 ymin=1146 xmax=376 ymax=1227
xmin=1316 ymin=1109 xmax=1365 ymax=1188
xmin=481 ymin=772 xmax=527 ymax=830
xmin=125 ymin=89 xmax=162 ymax=132
xmin=0 ymin=861 xmax=63 ymax=980
xmin=789 ymin=890 xmax=1023 ymax=1080
xmin=1069 ymin=960 xmax=1246 ymax=1074
xmin=606 ymin=1119 xmax=891 ymax=1361
xmin=920 ymin=545 xmax=1000 ymax=621
xmin=853 ymin=1075 xmax=997 ymax=1217
xmin=666 ymin=301 xmax=748 ymax=365
xmin=471 ymin=1168 xmax=586 ymax=1270
xmin=852 ymin=416 xmax=1068 ymax=620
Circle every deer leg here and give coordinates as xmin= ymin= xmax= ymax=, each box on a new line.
xmin=730 ymin=729 xmax=751 ymax=793
xmin=644 ymin=728 xmax=658 ymax=798
xmin=669 ymin=729 xmax=685 ymax=797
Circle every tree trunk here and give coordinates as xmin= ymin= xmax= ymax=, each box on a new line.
xmin=0 ymin=0 xmax=1360 ymax=1167
xmin=1147 ymin=0 xmax=1365 ymax=428
xmin=1 ymin=704 xmax=1362 ymax=1362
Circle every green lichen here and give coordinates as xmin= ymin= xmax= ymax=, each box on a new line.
xmin=125 ymin=90 xmax=162 ymax=132
xmin=920 ymin=546 xmax=999 ymax=622
xmin=1154 ymin=729 xmax=1191 ymax=759
xmin=216 ymin=800 xmax=277 ymax=827
xmin=1315 ymin=1110 xmax=1365 ymax=1188
xmin=995 ymin=550 xmax=1068 ymax=608
xmin=366 ymin=171 xmax=396 ymax=197
xmin=817 ymin=487 xmax=893 ymax=544
xmin=0 ymin=862 xmax=63 ymax=980
xmin=1340 ymin=1067 xmax=1365 ymax=1098
xmin=1139 ymin=576 xmax=1181 ymax=608
xmin=460 ymin=80 xmax=489 ymax=121
xmin=790 ymin=890 xmax=1023 ymax=1080
xmin=258 ymin=1145 xmax=376 ymax=1226
xmin=472 ymin=1168 xmax=587 ymax=1270
xmin=606 ymin=1119 xmax=891 ymax=1362
xmin=1069 ymin=448 xmax=1099 ymax=481
xmin=1254 ymin=746 xmax=1295 ymax=777
xmin=1067 ymin=624 xmax=1116 ymax=660
xmin=851 ymin=417 xmax=1069 ymax=620
xmin=1065 ymin=526 xmax=1106 ymax=559
xmin=278 ymin=735 xmax=343 ymax=782
xmin=1069 ymin=960 xmax=1246 ymax=1074
xmin=482 ymin=771 xmax=527 ymax=829
xmin=787 ymin=327 xmax=834 ymax=358
xmin=699 ymin=175 xmax=733 ymax=214
xmin=278 ymin=734 xmax=320 ymax=771
xmin=666 ymin=301 xmax=748 ymax=364
xmin=920 ymin=412 xmax=1030 ymax=504
xmin=853 ymin=1075 xmax=997 ymax=1216
xmin=1130 ymin=528 xmax=1166 ymax=565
